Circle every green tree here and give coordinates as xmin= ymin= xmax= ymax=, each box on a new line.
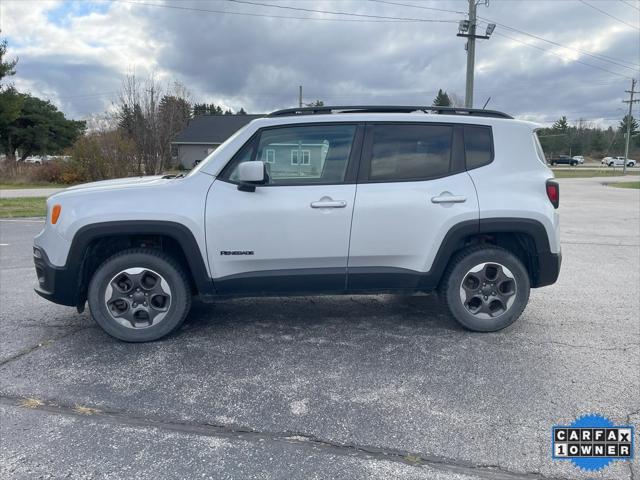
xmin=432 ymin=89 xmax=451 ymax=107
xmin=552 ymin=116 xmax=569 ymax=132
xmin=193 ymin=103 xmax=207 ymax=116
xmin=619 ymin=114 xmax=638 ymax=136
xmin=0 ymin=39 xmax=18 ymax=87
xmin=590 ymin=130 xmax=605 ymax=153
xmin=1 ymin=94 xmax=85 ymax=161
xmin=0 ymin=39 xmax=23 ymax=164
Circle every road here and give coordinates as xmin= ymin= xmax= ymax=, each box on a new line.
xmin=0 ymin=188 xmax=64 ymax=199
xmin=0 ymin=177 xmax=638 ymax=479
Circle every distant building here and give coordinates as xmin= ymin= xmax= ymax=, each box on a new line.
xmin=172 ymin=114 xmax=262 ymax=168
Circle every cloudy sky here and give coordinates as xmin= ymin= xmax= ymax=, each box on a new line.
xmin=1 ymin=0 xmax=638 ymax=126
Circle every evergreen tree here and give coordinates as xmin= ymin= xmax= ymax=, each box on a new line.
xmin=432 ymin=89 xmax=451 ymax=107
xmin=619 ymin=114 xmax=638 ymax=136
xmin=552 ymin=116 xmax=569 ymax=132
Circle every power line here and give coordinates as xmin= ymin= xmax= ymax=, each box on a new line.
xmin=117 ymin=0 xmax=427 ymax=23
xmin=493 ymin=31 xmax=632 ymax=79
xmin=368 ymin=0 xmax=640 ymax=69
xmin=222 ymin=0 xmax=459 ymax=23
xmin=481 ymin=18 xmax=639 ymax=70
xmin=578 ymin=0 xmax=640 ymax=31
xmin=366 ymin=0 xmax=466 ymax=16
xmin=226 ymin=0 xmax=458 ymax=23
xmin=56 ymin=91 xmax=119 ymax=100
xmin=620 ymin=0 xmax=640 ymax=13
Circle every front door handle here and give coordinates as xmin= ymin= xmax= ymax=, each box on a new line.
xmin=431 ymin=193 xmax=467 ymax=204
xmin=310 ymin=200 xmax=347 ymax=208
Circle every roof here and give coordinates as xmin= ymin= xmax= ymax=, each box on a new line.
xmin=267 ymin=105 xmax=512 ymax=119
xmin=172 ymin=114 xmax=263 ymax=144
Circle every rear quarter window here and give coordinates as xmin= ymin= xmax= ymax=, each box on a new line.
xmin=367 ymin=124 xmax=453 ymax=182
xmin=463 ymin=126 xmax=493 ymax=170
xmin=533 ymin=130 xmax=548 ymax=165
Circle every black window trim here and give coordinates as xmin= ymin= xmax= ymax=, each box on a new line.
xmin=357 ymin=121 xmax=466 ymax=184
xmin=462 ymin=124 xmax=495 ymax=171
xmin=218 ymin=122 xmax=365 ymax=187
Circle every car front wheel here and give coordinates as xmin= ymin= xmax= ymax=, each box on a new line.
xmin=609 ymin=162 xmax=615 ymax=167
xmin=88 ymin=249 xmax=192 ymax=342
xmin=628 ymin=162 xmax=635 ymax=167
xmin=440 ymin=246 xmax=530 ymax=332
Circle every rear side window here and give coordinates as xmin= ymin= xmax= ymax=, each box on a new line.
xmin=368 ymin=124 xmax=452 ymax=181
xmin=463 ymin=126 xmax=493 ymax=170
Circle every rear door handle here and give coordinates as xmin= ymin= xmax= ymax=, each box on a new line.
xmin=431 ymin=194 xmax=466 ymax=204
xmin=310 ymin=200 xmax=347 ymax=208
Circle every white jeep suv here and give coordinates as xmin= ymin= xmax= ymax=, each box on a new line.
xmin=33 ymin=106 xmax=561 ymax=342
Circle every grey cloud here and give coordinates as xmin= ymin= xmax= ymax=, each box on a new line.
xmin=9 ymin=0 xmax=639 ymax=124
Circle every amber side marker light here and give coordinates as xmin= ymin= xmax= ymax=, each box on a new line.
xmin=51 ymin=204 xmax=62 ymax=224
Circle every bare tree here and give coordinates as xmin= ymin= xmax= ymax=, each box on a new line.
xmin=116 ymin=74 xmax=192 ymax=174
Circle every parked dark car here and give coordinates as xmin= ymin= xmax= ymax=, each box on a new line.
xmin=548 ymin=155 xmax=578 ymax=166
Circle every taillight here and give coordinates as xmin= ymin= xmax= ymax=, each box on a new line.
xmin=546 ymin=180 xmax=559 ymax=209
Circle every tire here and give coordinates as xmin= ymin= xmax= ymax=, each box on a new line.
xmin=570 ymin=161 xmax=577 ymax=166
xmin=628 ymin=162 xmax=634 ymax=168
xmin=88 ymin=249 xmax=192 ymax=342
xmin=609 ymin=162 xmax=614 ymax=167
xmin=439 ymin=246 xmax=530 ymax=332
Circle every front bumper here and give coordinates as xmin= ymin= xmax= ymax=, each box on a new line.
xmin=33 ymin=247 xmax=80 ymax=307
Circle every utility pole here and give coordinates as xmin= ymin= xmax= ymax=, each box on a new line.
xmin=299 ymin=86 xmax=303 ymax=108
xmin=457 ymin=1 xmax=494 ymax=108
xmin=622 ymin=78 xmax=639 ymax=175
xmin=465 ymin=0 xmax=476 ymax=108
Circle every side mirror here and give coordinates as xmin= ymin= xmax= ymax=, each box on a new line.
xmin=237 ymin=161 xmax=266 ymax=192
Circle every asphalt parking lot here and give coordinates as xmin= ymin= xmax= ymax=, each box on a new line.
xmin=0 ymin=177 xmax=638 ymax=480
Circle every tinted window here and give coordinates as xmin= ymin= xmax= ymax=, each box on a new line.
xmin=229 ymin=124 xmax=356 ymax=185
xmin=464 ymin=126 xmax=493 ymax=169
xmin=368 ymin=124 xmax=452 ymax=181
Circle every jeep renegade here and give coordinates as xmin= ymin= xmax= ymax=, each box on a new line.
xmin=33 ymin=106 xmax=561 ymax=342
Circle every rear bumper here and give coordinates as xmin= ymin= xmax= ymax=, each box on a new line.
xmin=33 ymin=246 xmax=79 ymax=307
xmin=533 ymin=250 xmax=562 ymax=288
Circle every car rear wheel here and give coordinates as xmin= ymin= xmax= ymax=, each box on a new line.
xmin=628 ymin=162 xmax=634 ymax=167
xmin=570 ymin=161 xmax=577 ymax=166
xmin=439 ymin=246 xmax=530 ymax=332
xmin=88 ymin=249 xmax=192 ymax=342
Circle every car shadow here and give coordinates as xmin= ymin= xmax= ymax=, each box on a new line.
xmin=181 ymin=293 xmax=464 ymax=338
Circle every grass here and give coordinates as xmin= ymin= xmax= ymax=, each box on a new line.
xmin=0 ymin=197 xmax=47 ymax=218
xmin=18 ymin=398 xmax=44 ymax=409
xmin=609 ymin=181 xmax=640 ymax=189
xmin=0 ymin=182 xmax=67 ymax=190
xmin=552 ymin=169 xmax=640 ymax=178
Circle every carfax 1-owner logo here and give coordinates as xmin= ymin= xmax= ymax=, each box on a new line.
xmin=552 ymin=414 xmax=635 ymax=472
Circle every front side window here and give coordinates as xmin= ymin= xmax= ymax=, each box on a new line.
xmin=227 ymin=124 xmax=356 ymax=185
xmin=464 ymin=126 xmax=493 ymax=170
xmin=368 ymin=124 xmax=452 ymax=181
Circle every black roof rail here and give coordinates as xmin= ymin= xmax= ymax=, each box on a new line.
xmin=267 ymin=105 xmax=513 ymax=119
